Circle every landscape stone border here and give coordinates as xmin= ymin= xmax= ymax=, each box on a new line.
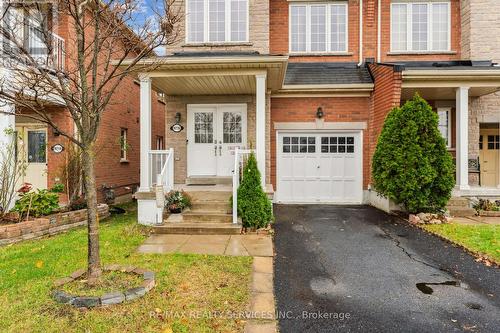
xmin=52 ymin=265 xmax=155 ymax=308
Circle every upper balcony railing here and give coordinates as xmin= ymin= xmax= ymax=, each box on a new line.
xmin=26 ymin=25 xmax=65 ymax=72
xmin=3 ymin=10 xmax=65 ymax=72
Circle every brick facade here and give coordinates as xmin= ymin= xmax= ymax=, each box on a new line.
xmin=367 ymin=64 xmax=402 ymax=184
xmin=271 ymin=0 xmax=462 ymax=63
xmin=167 ymin=0 xmax=270 ymax=55
xmin=270 ymin=96 xmax=371 ymax=189
xmin=27 ymin=12 xmax=166 ymax=203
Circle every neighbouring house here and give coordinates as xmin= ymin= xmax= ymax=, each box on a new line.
xmin=0 ymin=2 xmax=165 ymax=206
xmin=116 ymin=0 xmax=500 ymax=227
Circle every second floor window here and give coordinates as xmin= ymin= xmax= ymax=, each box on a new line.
xmin=391 ymin=1 xmax=450 ymax=52
xmin=186 ymin=0 xmax=248 ymax=43
xmin=289 ymin=3 xmax=348 ymax=53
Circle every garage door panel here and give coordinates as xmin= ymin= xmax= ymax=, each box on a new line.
xmin=277 ymin=132 xmax=362 ymax=204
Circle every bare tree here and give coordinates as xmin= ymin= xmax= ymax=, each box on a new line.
xmin=0 ymin=0 xmax=180 ymax=283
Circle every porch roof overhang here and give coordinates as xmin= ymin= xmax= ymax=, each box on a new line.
xmin=117 ymin=54 xmax=289 ymax=95
xmin=401 ymin=68 xmax=500 ymax=100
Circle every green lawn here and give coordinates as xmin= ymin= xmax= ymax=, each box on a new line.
xmin=0 ymin=203 xmax=252 ymax=333
xmin=424 ymin=224 xmax=500 ymax=264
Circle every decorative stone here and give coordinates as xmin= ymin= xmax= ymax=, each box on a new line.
xmin=70 ymin=269 xmax=86 ymax=280
xmin=101 ymin=292 xmax=125 ymax=305
xmin=54 ymin=277 xmax=73 ymax=287
xmin=125 ymin=287 xmax=147 ymax=301
xmin=408 ymin=214 xmax=420 ymax=224
xmin=71 ymin=296 xmax=101 ymax=308
xmin=52 ymin=266 xmax=155 ymax=308
xmin=142 ymin=279 xmax=155 ymax=292
xmin=133 ymin=267 xmax=148 ymax=275
xmin=52 ymin=290 xmax=75 ymax=304
xmin=143 ymin=271 xmax=155 ymax=280
xmin=103 ymin=264 xmax=121 ymax=271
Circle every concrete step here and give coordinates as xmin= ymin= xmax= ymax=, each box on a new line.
xmin=153 ymin=223 xmax=241 ymax=235
xmin=447 ymin=207 xmax=477 ymax=217
xmin=186 ymin=176 xmax=232 ymax=185
xmin=182 ymin=212 xmax=233 ymax=223
xmin=447 ymin=197 xmax=470 ymax=207
xmin=191 ymin=201 xmax=231 ymax=214
xmin=185 ymin=190 xmax=232 ymax=202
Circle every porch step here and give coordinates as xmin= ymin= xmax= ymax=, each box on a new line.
xmin=191 ymin=201 xmax=231 ymax=214
xmin=446 ymin=196 xmax=476 ymax=217
xmin=186 ymin=190 xmax=232 ymax=202
xmin=447 ymin=207 xmax=477 ymax=217
xmin=153 ymin=223 xmax=241 ymax=235
xmin=186 ymin=176 xmax=232 ymax=185
xmin=447 ymin=197 xmax=470 ymax=207
xmin=182 ymin=212 xmax=233 ymax=223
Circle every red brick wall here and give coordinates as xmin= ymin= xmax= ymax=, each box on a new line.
xmin=270 ymin=97 xmax=371 ymax=189
xmin=46 ymin=12 xmax=166 ymax=202
xmin=270 ymin=0 xmax=461 ymax=63
xmin=367 ymin=63 xmax=403 ymax=185
xmin=379 ymin=0 xmax=461 ymax=62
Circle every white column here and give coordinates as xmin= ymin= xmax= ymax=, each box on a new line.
xmin=139 ymin=74 xmax=152 ymax=192
xmin=456 ymin=86 xmax=470 ymax=190
xmin=256 ymin=74 xmax=266 ymax=188
xmin=0 ymin=99 xmax=15 ymax=149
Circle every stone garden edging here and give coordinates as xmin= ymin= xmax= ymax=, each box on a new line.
xmin=52 ymin=265 xmax=156 ymax=308
xmin=0 ymin=204 xmax=109 ymax=246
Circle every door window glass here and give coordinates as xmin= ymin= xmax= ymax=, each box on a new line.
xmin=282 ymin=136 xmax=315 ymax=153
xmin=487 ymin=135 xmax=500 ymax=150
xmin=194 ymin=112 xmax=214 ymax=143
xmin=223 ymin=112 xmax=242 ymax=143
xmin=321 ymin=136 xmax=355 ymax=154
xmin=27 ymin=130 xmax=46 ymax=163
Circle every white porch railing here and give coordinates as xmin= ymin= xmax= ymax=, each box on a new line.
xmin=149 ymin=148 xmax=174 ymax=191
xmin=232 ymin=148 xmax=254 ymax=224
xmin=27 ymin=27 xmax=65 ymax=72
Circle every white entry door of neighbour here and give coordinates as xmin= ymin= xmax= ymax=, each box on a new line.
xmin=15 ymin=126 xmax=48 ymax=190
xmin=276 ymin=131 xmax=363 ymax=203
xmin=187 ymin=104 xmax=247 ymax=177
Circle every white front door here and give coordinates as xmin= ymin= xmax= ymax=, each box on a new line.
xmin=187 ymin=104 xmax=247 ymax=177
xmin=276 ymin=131 xmax=363 ymax=203
xmin=16 ymin=126 xmax=48 ymax=190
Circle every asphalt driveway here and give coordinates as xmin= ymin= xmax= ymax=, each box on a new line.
xmin=273 ymin=205 xmax=500 ymax=333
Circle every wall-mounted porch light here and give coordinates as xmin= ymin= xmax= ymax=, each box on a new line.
xmin=175 ymin=112 xmax=181 ymax=123
xmin=316 ymin=107 xmax=324 ymax=119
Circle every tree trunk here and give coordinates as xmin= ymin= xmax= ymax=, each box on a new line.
xmin=82 ymin=145 xmax=101 ymax=283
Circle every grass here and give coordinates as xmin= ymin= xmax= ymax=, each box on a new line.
xmin=424 ymin=224 xmax=500 ymax=264
xmin=0 ymin=203 xmax=252 ymax=333
xmin=61 ymin=271 xmax=143 ymax=297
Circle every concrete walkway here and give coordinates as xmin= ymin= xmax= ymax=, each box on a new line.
xmin=137 ymin=234 xmax=273 ymax=257
xmin=452 ymin=216 xmax=500 ymax=225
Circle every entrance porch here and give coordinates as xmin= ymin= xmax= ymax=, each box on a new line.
xmin=400 ymin=65 xmax=500 ymax=199
xmin=132 ymin=54 xmax=288 ymax=225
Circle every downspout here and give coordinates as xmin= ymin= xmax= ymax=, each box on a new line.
xmin=377 ymin=0 xmax=381 ymax=62
xmin=357 ymin=0 xmax=363 ymax=66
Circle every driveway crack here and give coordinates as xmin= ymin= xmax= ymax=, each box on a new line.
xmin=378 ymin=226 xmax=450 ymax=274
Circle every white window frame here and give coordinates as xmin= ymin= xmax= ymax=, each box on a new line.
xmin=390 ymin=1 xmax=451 ymax=53
xmin=185 ymin=0 xmax=249 ymax=44
xmin=120 ymin=128 xmax=128 ymax=161
xmin=288 ymin=2 xmax=348 ymax=54
xmin=437 ymin=107 xmax=451 ymax=148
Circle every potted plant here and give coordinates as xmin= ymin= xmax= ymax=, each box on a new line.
xmin=165 ymin=190 xmax=192 ymax=214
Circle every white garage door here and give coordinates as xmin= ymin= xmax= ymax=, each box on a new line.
xmin=276 ymin=132 xmax=363 ymax=203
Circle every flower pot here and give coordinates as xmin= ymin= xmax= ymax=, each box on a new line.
xmin=169 ymin=207 xmax=182 ymax=214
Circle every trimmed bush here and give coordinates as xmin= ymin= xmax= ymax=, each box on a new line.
xmin=372 ymin=94 xmax=455 ymax=213
xmin=237 ymin=152 xmax=273 ymax=229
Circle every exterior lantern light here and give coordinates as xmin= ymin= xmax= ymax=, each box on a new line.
xmin=316 ymin=107 xmax=324 ymax=119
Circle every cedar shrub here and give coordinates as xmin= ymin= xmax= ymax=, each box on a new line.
xmin=237 ymin=152 xmax=273 ymax=228
xmin=372 ymin=94 xmax=455 ymax=213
